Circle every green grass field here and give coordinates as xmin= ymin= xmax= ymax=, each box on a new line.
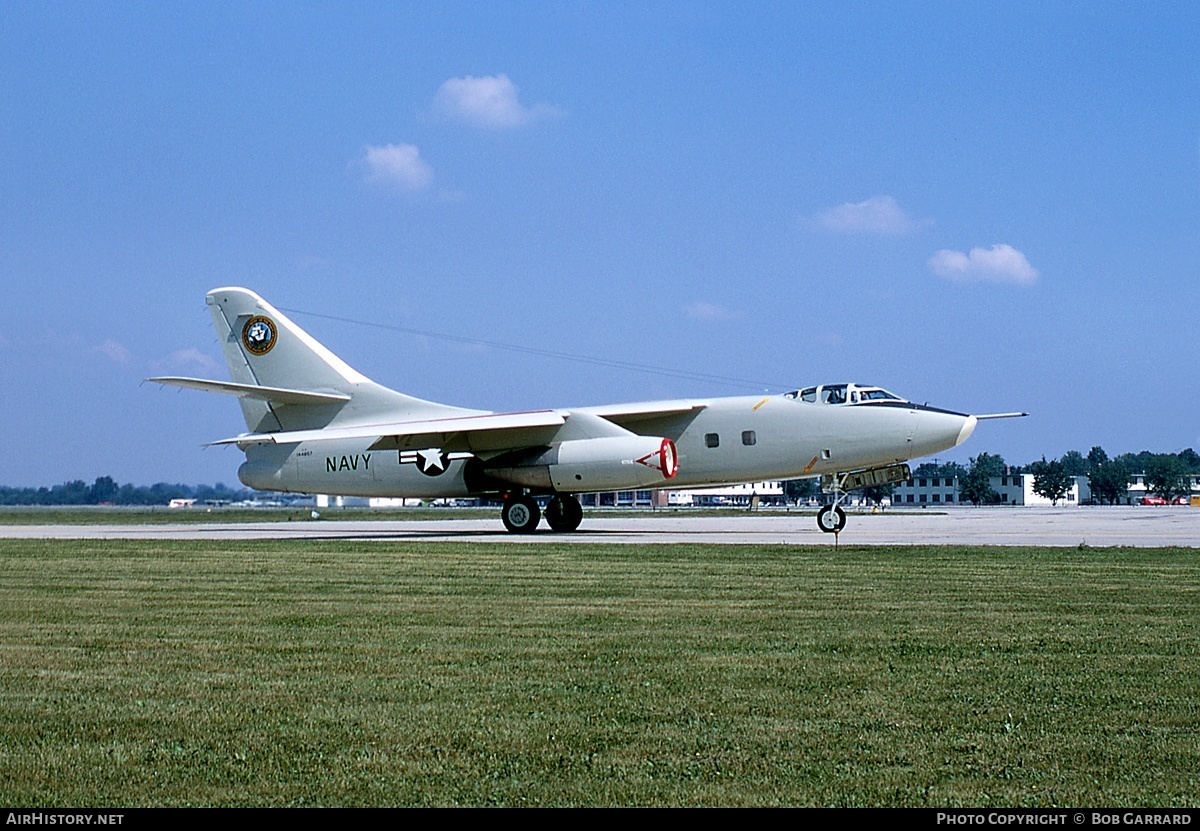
xmin=1 ymin=539 xmax=1197 ymax=807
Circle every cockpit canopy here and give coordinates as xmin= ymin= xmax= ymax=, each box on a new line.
xmin=782 ymin=383 xmax=907 ymax=406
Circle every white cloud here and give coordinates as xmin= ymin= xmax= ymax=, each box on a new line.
xmin=813 ymin=195 xmax=927 ymax=235
xmin=685 ymin=301 xmax=738 ymax=321
xmin=928 ymin=244 xmax=1039 ymax=286
xmin=361 ymin=143 xmax=433 ymax=191
xmin=434 ymin=74 xmax=558 ymax=128
xmin=94 ymin=339 xmax=134 ymax=364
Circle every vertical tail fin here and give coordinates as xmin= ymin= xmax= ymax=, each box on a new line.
xmin=206 ymin=287 xmax=370 ymax=394
xmin=205 ymin=287 xmax=472 ymax=433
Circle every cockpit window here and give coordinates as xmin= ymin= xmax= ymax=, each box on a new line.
xmin=783 ymin=384 xmax=905 ymax=405
xmin=822 ymin=385 xmax=847 ymax=405
xmin=859 ymin=389 xmax=900 ymax=401
xmin=783 ymin=387 xmax=818 ymax=402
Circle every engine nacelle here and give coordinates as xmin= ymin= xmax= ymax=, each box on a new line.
xmin=486 ymin=436 xmax=678 ymax=492
xmin=238 ymin=458 xmax=286 ymax=491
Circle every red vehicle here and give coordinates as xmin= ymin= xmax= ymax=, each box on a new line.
xmin=1141 ymin=496 xmax=1168 ymax=506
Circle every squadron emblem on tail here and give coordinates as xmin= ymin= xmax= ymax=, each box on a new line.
xmin=242 ymin=316 xmax=277 ymax=355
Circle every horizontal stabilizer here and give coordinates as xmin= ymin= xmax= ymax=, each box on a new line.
xmin=147 ymin=376 xmax=351 ymax=406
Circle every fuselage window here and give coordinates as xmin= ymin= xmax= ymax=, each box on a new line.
xmin=742 ymin=430 xmax=756 ymax=446
xmin=705 ymin=433 xmax=720 ymax=448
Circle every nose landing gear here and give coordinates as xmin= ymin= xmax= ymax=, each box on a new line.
xmin=816 ymin=464 xmax=911 ymax=535
xmin=817 ymin=472 xmax=850 ymax=535
xmin=816 ymin=503 xmax=847 ymax=534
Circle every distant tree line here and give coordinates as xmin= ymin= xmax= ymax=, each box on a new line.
xmin=911 ymin=447 xmax=1200 ymax=506
xmin=0 ymin=477 xmax=247 ymax=506
xmin=1087 ymin=447 xmax=1200 ymax=504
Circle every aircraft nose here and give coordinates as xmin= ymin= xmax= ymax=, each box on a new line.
xmin=910 ymin=409 xmax=976 ymax=457
xmin=956 ymin=415 xmax=978 ymax=446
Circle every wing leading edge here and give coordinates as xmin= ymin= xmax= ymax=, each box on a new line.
xmin=206 ymin=401 xmax=710 ymax=452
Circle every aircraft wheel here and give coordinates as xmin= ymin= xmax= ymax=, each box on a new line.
xmin=545 ymin=495 xmax=583 ymax=532
xmin=502 ymin=495 xmax=541 ymax=534
xmin=816 ymin=505 xmax=846 ymax=534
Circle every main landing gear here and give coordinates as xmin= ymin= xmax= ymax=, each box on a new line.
xmin=501 ymin=494 xmax=540 ymax=533
xmin=500 ymin=493 xmax=583 ymax=534
xmin=544 ymin=494 xmax=584 ymax=532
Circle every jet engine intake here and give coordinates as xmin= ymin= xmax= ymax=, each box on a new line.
xmin=485 ymin=436 xmax=679 ymax=492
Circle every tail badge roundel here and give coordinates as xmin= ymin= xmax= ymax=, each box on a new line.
xmin=242 ymin=316 xmax=277 ymax=355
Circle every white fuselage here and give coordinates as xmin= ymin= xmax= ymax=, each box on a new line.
xmin=236 ymin=395 xmax=976 ymax=497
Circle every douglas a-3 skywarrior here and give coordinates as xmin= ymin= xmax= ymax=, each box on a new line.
xmin=151 ymin=288 xmax=1024 ymax=534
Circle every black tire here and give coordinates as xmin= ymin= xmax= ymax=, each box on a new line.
xmin=545 ymin=495 xmax=584 ymax=532
xmin=816 ymin=505 xmax=846 ymax=534
xmin=501 ymin=496 xmax=541 ymax=534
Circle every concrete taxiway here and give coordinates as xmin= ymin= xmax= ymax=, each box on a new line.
xmin=2 ymin=507 xmax=1197 ymax=547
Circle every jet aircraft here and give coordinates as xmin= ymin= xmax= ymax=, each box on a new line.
xmin=150 ymin=288 xmax=1024 ymax=534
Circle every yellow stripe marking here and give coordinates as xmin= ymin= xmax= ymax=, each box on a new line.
xmin=803 ymin=455 xmax=819 ymax=474
xmin=752 ymin=397 xmax=770 ymax=411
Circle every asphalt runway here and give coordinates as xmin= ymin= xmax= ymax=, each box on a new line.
xmin=2 ymin=506 xmax=1197 ymax=546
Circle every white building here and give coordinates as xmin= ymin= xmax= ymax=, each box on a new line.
xmin=664 ymin=481 xmax=785 ymax=507
xmin=891 ymin=473 xmax=1088 ymax=506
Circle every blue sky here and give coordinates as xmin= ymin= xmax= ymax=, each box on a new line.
xmin=2 ymin=2 xmax=1198 ymax=487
